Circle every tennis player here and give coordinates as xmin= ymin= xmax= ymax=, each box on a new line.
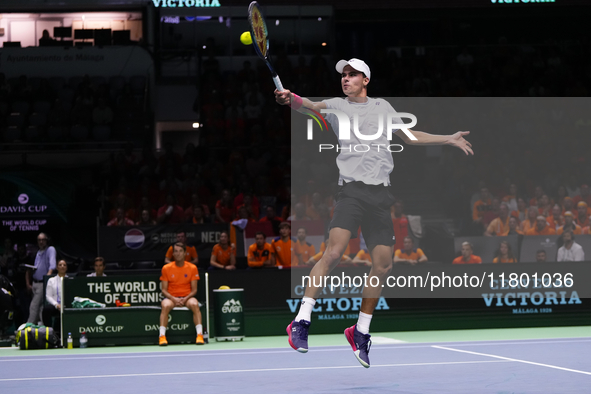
xmin=275 ymin=58 xmax=473 ymax=368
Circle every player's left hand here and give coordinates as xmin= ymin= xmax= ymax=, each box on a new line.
xmin=448 ymin=131 xmax=473 ymax=155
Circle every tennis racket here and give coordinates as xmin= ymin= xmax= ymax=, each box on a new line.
xmin=248 ymin=1 xmax=284 ymax=92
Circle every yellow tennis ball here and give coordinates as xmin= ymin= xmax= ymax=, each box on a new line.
xmin=219 ymin=285 xmax=231 ymax=290
xmin=240 ymin=31 xmax=252 ymax=46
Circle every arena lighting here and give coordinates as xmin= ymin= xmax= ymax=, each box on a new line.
xmin=321 ymin=42 xmax=327 ymax=46
xmin=275 ymin=19 xmax=279 ymax=26
xmin=218 ymin=16 xmax=223 ymax=23
xmin=192 ymin=122 xmax=201 ymax=128
xmin=318 ymin=17 xmax=322 ymax=21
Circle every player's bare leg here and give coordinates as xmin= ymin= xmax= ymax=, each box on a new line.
xmin=287 ymin=227 xmax=352 ymax=353
xmin=186 ymin=298 xmax=204 ymax=345
xmin=345 ymin=244 xmax=393 ymax=368
xmin=158 ymin=299 xmax=174 ymax=346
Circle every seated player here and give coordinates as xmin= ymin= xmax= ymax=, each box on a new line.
xmin=525 ymin=216 xmax=556 ymax=236
xmin=293 ymin=227 xmax=316 ymax=266
xmin=159 ymin=243 xmax=203 ymax=346
xmin=352 ymin=248 xmax=372 ymax=266
xmin=452 ymin=242 xmax=482 ymax=264
xmin=164 ymin=231 xmax=198 ymax=266
xmin=87 ymin=257 xmax=107 ymax=277
xmin=247 ymin=232 xmax=275 ymax=268
xmin=492 ymin=241 xmax=517 ymax=263
xmin=393 ymin=237 xmax=428 ymax=265
xmin=42 ymin=259 xmax=68 ymax=339
xmin=210 ymin=231 xmax=236 ymax=270
xmin=272 ymin=222 xmax=294 ymax=268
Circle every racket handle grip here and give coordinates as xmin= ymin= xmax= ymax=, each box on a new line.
xmin=273 ymin=75 xmax=284 ymax=92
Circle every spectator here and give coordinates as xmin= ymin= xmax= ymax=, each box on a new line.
xmin=512 ymin=197 xmax=527 ymax=222
xmin=165 ymin=232 xmax=198 ymax=266
xmin=502 ymin=183 xmax=518 ymax=212
xmin=233 ymin=184 xmax=260 ymax=215
xmin=452 ymin=242 xmax=482 ymax=264
xmin=259 ymin=205 xmax=282 ymax=224
xmin=188 ymin=206 xmax=210 ymax=224
xmin=92 ymin=98 xmax=114 ymax=125
xmin=501 ymin=216 xmax=523 ymax=236
xmin=525 ymin=216 xmax=556 ymax=236
xmin=482 ymin=197 xmax=501 ymax=227
xmin=306 ymin=193 xmax=324 ymax=220
xmin=520 ymin=206 xmax=538 ymax=233
xmin=136 ymin=209 xmax=157 ymax=226
xmin=535 ymin=249 xmax=547 ymax=263
xmin=562 ymin=197 xmax=575 ymax=216
xmin=28 ymin=233 xmax=56 ymax=324
xmin=247 ymin=232 xmax=275 ymax=268
xmin=107 ymin=207 xmax=135 ymax=226
xmin=136 ymin=196 xmax=157 ymax=222
xmin=492 ymin=241 xmax=517 ymax=263
xmin=547 ymin=204 xmax=564 ymax=231
xmin=235 ymin=206 xmax=257 ymax=223
xmin=87 ymin=257 xmax=107 ymax=277
xmin=185 ymin=193 xmax=210 ymax=218
xmin=42 ymin=259 xmax=68 ymax=340
xmin=557 ymin=211 xmax=582 ymax=235
xmin=393 ymin=237 xmax=428 ymax=265
xmin=210 ymin=231 xmax=236 ymax=270
xmin=272 ymin=222 xmax=293 ymax=267
xmin=308 ymin=235 xmax=351 ymax=266
xmin=293 ymin=227 xmax=316 ymax=266
xmin=158 ymin=243 xmax=203 ymax=346
xmin=472 ymin=187 xmax=492 ymax=227
xmin=573 ymin=184 xmax=591 ymax=206
xmin=529 ymin=186 xmax=544 ymax=207
xmin=288 ymin=202 xmax=312 ymax=221
xmin=557 ymin=231 xmax=585 ymax=262
xmin=575 ymin=202 xmax=590 ymax=228
xmin=352 ymin=248 xmax=372 ymax=266
xmin=157 ymin=194 xmax=185 ymax=224
xmin=236 ymin=193 xmax=260 ymax=220
xmin=556 ymin=185 xmax=568 ymax=208
xmin=391 ymin=200 xmax=409 ymax=252
xmin=537 ymin=194 xmax=552 ymax=217
xmin=215 ymin=189 xmax=235 ymax=223
xmin=485 ymin=202 xmax=510 ymax=236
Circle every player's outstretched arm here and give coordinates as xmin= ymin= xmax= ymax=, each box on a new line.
xmin=274 ymin=89 xmax=326 ymax=113
xmin=395 ymin=129 xmax=474 ymax=155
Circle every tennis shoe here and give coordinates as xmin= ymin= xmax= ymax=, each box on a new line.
xmin=287 ymin=319 xmax=311 ymax=353
xmin=344 ymin=325 xmax=371 ymax=368
xmin=196 ymin=334 xmax=204 ymax=345
xmin=158 ymin=335 xmax=168 ymax=346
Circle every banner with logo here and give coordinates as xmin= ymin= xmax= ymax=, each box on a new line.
xmin=98 ymin=223 xmax=229 ymax=261
xmin=0 ymin=189 xmax=58 ymax=238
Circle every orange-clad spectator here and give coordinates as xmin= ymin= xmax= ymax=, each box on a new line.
xmin=499 ymin=216 xmax=523 ymax=236
xmin=293 ymin=227 xmax=316 ymax=266
xmin=259 ymin=206 xmax=282 ymax=223
xmin=352 ymin=249 xmax=372 ymax=266
xmin=482 ymin=197 xmax=501 ymax=227
xmin=562 ymin=197 xmax=575 ymax=216
xmin=452 ymin=242 xmax=482 ymax=264
xmin=247 ymin=232 xmax=274 ymax=268
xmin=391 ymin=200 xmax=408 ymax=252
xmin=184 ymin=193 xmax=210 ymax=219
xmin=109 ymin=193 xmax=135 ymax=221
xmin=394 ymin=237 xmax=427 ymax=264
xmin=573 ymin=184 xmax=591 ymax=207
xmin=236 ymin=193 xmax=260 ymax=221
xmin=272 ymin=222 xmax=294 ymax=267
xmin=309 ymin=237 xmax=351 ymax=265
xmin=288 ymin=202 xmax=312 ymax=221
xmin=473 ymin=188 xmax=492 ymax=225
xmin=236 ymin=206 xmax=257 ymax=223
xmin=188 ymin=206 xmax=211 ymax=224
xmin=165 ymin=231 xmax=198 ymax=266
xmin=282 ymin=193 xmax=297 ymax=221
xmin=136 ymin=209 xmax=156 ymax=226
xmin=526 ymin=216 xmax=556 ymax=236
xmin=537 ymin=194 xmax=552 ymax=217
xmin=547 ymin=204 xmax=564 ymax=231
xmin=107 ymin=207 xmax=135 ymax=226
xmin=511 ymin=197 xmax=527 ymax=222
xmin=557 ymin=211 xmax=582 ymax=235
xmin=555 ymin=185 xmax=568 ymax=209
xmin=492 ymin=240 xmax=517 ymax=263
xmin=502 ymin=183 xmax=519 ymax=212
xmin=215 ymin=189 xmax=235 ymax=223
xmin=157 ymin=194 xmax=185 ymax=224
xmin=136 ymin=196 xmax=157 ymax=223
xmin=521 ymin=207 xmax=538 ymax=233
xmin=305 ymin=193 xmax=324 ymax=220
xmin=234 ymin=183 xmax=260 ymax=214
xmin=575 ymin=201 xmax=591 ymax=228
xmin=582 ymin=226 xmax=591 ymax=235
xmin=485 ymin=202 xmax=510 ymax=236
xmin=529 ymin=186 xmax=544 ymax=207
xmin=210 ymin=231 xmax=236 ymax=270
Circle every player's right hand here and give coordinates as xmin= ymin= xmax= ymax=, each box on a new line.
xmin=275 ymin=89 xmax=291 ymax=106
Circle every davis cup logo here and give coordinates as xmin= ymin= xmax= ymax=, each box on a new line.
xmin=124 ymin=229 xmax=145 ymax=250
xmin=18 ymin=194 xmax=29 ymax=204
xmin=96 ymin=315 xmax=106 ymax=325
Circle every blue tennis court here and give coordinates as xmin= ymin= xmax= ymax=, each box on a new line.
xmin=1 ymin=329 xmax=590 ymax=393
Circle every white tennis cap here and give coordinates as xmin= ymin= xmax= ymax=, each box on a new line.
xmin=335 ymin=58 xmax=371 ymax=80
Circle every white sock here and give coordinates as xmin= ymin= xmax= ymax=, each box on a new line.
xmin=196 ymin=324 xmax=203 ymax=335
xmin=159 ymin=326 xmax=166 ymax=336
xmin=294 ymin=296 xmax=315 ymax=322
xmin=356 ymin=312 xmax=372 ymax=335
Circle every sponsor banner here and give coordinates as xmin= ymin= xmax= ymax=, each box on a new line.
xmin=98 ymin=223 xmax=229 ymax=261
xmin=0 ymin=191 xmax=56 ymax=234
xmin=213 ymin=289 xmax=244 ymax=338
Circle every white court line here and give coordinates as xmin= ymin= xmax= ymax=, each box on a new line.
xmin=3 ymin=338 xmax=591 ymax=363
xmin=0 ymin=360 xmax=511 ymax=382
xmin=433 ymin=345 xmax=591 ymax=376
